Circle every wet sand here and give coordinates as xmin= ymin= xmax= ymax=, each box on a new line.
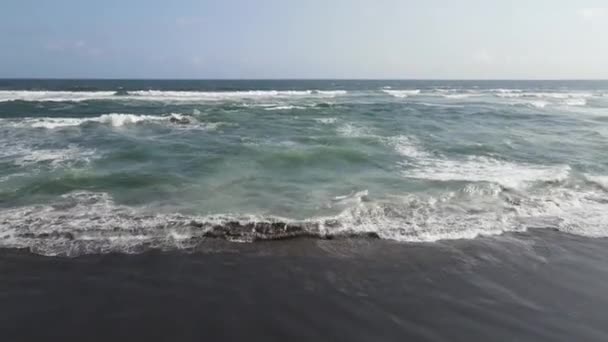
xmin=1 ymin=229 xmax=608 ymax=342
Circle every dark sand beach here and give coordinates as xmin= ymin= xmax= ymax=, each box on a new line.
xmin=2 ymin=230 xmax=607 ymax=342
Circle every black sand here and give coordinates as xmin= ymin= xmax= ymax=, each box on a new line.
xmin=1 ymin=230 xmax=607 ymax=342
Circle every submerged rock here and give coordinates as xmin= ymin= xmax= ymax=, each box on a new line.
xmin=169 ymin=115 xmax=191 ymax=125
xmin=202 ymin=221 xmax=321 ymax=241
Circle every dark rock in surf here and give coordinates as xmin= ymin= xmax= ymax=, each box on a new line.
xmin=203 ymin=221 xmax=321 ymax=241
xmin=170 ymin=116 xmax=191 ymax=125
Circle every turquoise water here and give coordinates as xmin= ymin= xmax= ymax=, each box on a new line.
xmin=1 ymin=80 xmax=607 ymax=255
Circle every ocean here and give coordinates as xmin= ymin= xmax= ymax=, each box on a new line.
xmin=1 ymin=79 xmax=608 ymax=341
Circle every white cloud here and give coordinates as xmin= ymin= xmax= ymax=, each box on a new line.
xmin=578 ymin=8 xmax=607 ymax=20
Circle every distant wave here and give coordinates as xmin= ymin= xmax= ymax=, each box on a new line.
xmin=494 ymin=91 xmax=594 ymax=99
xmin=0 ymin=91 xmax=116 ymax=102
xmin=263 ymin=105 xmax=308 ymax=111
xmin=314 ymin=117 xmax=338 ymax=124
xmin=382 ymin=89 xmax=421 ymax=98
xmin=0 ymin=90 xmax=348 ymax=102
xmin=0 ymin=113 xmax=209 ymax=129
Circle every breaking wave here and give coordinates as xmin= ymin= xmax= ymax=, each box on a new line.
xmin=0 ymin=113 xmax=208 ymax=129
xmin=0 ymin=90 xmax=348 ymax=103
xmin=1 ymin=182 xmax=608 ymax=257
xmin=387 ymin=134 xmax=570 ymax=189
xmin=382 ymin=89 xmax=421 ymax=98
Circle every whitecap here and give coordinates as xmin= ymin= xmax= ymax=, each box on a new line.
xmin=527 ymin=101 xmax=550 ymax=109
xmin=0 ymin=89 xmax=348 ymax=103
xmin=2 ymin=184 xmax=608 ymax=256
xmin=0 ymin=91 xmax=115 ymax=102
xmin=384 ymin=135 xmax=430 ymax=159
xmin=1 ymin=113 xmax=196 ymax=129
xmin=564 ymin=98 xmax=587 ymax=106
xmin=314 ymin=117 xmax=337 ymax=124
xmin=264 ymin=105 xmax=307 ymax=111
xmin=336 ymin=123 xmax=373 ymax=138
xmin=495 ymin=91 xmax=593 ymax=99
xmin=382 ymin=89 xmax=421 ymax=98
xmin=403 ymin=155 xmax=570 ymax=189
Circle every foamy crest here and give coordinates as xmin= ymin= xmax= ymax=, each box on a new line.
xmin=314 ymin=117 xmax=337 ymax=124
xmin=98 ymin=113 xmax=165 ymax=126
xmin=404 ymin=156 xmax=570 ymax=188
xmin=443 ymin=94 xmax=473 ymax=99
xmin=513 ymin=187 xmax=608 ymax=238
xmin=584 ymin=174 xmax=608 ymax=191
xmin=0 ymin=90 xmax=347 ymax=103
xmin=564 ymin=98 xmax=587 ymax=106
xmin=385 ymin=135 xmax=430 ymax=159
xmin=264 ymin=105 xmax=307 ymax=111
xmin=11 ymin=145 xmax=96 ymax=170
xmin=528 ymin=101 xmax=550 ymax=109
xmin=29 ymin=118 xmax=86 ymax=129
xmin=315 ymin=90 xmax=348 ymax=96
xmin=0 ymin=91 xmax=115 ymax=102
xmin=2 ymin=182 xmax=608 ymax=256
xmin=2 ymin=113 xmax=198 ymax=129
xmin=128 ymin=90 xmax=316 ymax=100
xmin=495 ymin=91 xmax=593 ymax=99
xmin=336 ymin=123 xmax=373 ymax=138
xmin=382 ymin=89 xmax=421 ymax=98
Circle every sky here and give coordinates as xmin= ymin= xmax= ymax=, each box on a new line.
xmin=1 ymin=0 xmax=607 ymax=79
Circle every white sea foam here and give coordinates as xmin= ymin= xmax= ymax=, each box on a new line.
xmin=2 ymin=184 xmax=607 ymax=256
xmin=584 ymin=174 xmax=608 ymax=190
xmin=97 ymin=113 xmax=166 ymax=126
xmin=490 ymin=89 xmax=524 ymax=94
xmin=385 ymin=135 xmax=430 ymax=159
xmin=495 ymin=91 xmax=593 ymax=99
xmin=0 ymin=90 xmax=348 ymax=103
xmin=527 ymin=101 xmax=550 ymax=109
xmin=0 ymin=91 xmax=116 ymax=102
xmin=315 ymin=90 xmax=348 ymax=96
xmin=332 ymin=190 xmax=369 ymax=203
xmin=382 ymin=89 xmax=421 ymax=98
xmin=413 ymin=102 xmax=465 ymax=108
xmin=128 ymin=90 xmax=316 ymax=100
xmin=29 ymin=118 xmax=86 ymax=129
xmin=1 ymin=113 xmax=199 ymax=129
xmin=336 ymin=123 xmax=373 ymax=138
xmin=383 ymin=134 xmax=570 ymax=189
xmin=264 ymin=105 xmax=307 ymax=111
xmin=564 ymin=98 xmax=587 ymax=106
xmin=404 ymin=155 xmax=570 ymax=189
xmin=314 ymin=117 xmax=337 ymax=124
xmin=443 ymin=94 xmax=474 ymax=99
xmin=10 ymin=145 xmax=96 ymax=170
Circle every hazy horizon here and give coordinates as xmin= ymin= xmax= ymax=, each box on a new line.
xmin=2 ymin=0 xmax=608 ymax=79
xmin=2 ymin=77 xmax=608 ymax=81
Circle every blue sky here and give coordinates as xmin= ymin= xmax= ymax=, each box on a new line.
xmin=1 ymin=0 xmax=607 ymax=79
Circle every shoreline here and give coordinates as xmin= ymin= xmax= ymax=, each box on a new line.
xmin=2 ymin=229 xmax=608 ymax=341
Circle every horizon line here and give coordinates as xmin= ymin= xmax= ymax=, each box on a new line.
xmin=1 ymin=77 xmax=608 ymax=82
